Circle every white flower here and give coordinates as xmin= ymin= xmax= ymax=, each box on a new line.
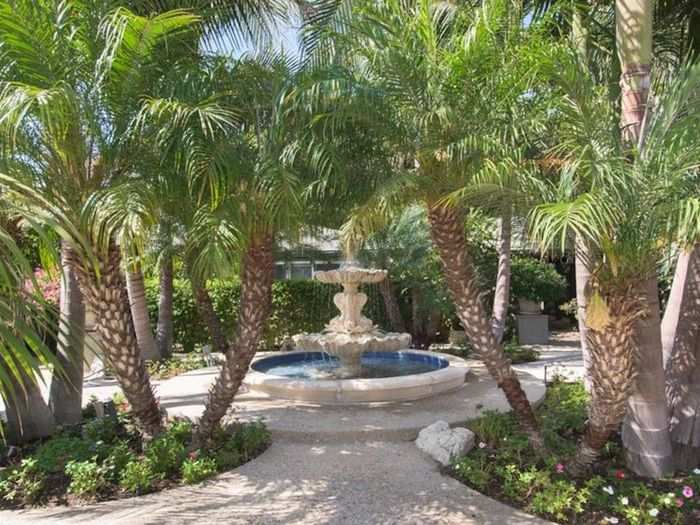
xmin=649 ymin=508 xmax=659 ymax=517
xmin=604 ymin=518 xmax=619 ymax=524
xmin=478 ymin=442 xmax=486 ymax=449
xmin=620 ymin=497 xmax=629 ymax=506
xmin=694 ymin=468 xmax=700 ymax=475
xmin=603 ymin=485 xmax=615 ymax=495
xmin=663 ymin=496 xmax=672 ymax=505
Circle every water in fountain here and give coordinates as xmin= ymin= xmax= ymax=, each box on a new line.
xmin=292 ymin=252 xmax=411 ymax=378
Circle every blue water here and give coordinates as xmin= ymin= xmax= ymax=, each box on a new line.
xmin=252 ymin=351 xmax=448 ymax=379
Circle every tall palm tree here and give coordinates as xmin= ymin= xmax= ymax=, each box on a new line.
xmin=296 ymin=0 xmax=555 ymax=449
xmin=0 ymin=1 xmax=206 ymax=437
xmin=529 ymin=52 xmax=700 ymax=474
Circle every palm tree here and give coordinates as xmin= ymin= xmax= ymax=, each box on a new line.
xmin=0 ymin=1 xmax=206 ymax=437
xmin=529 ymin=52 xmax=700 ymax=474
xmin=297 ymin=0 xmax=554 ymax=449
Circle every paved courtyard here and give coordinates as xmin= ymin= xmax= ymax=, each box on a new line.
xmin=0 ymin=335 xmax=581 ymax=525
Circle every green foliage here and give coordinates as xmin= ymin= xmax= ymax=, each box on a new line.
xmin=528 ymin=479 xmax=588 ymax=521
xmin=34 ymin=436 xmax=92 ymax=474
xmin=0 ymin=458 xmax=44 ymax=505
xmin=119 ymin=460 xmax=161 ymax=495
xmin=503 ymin=342 xmax=540 ymax=364
xmin=468 ymin=410 xmax=518 ymax=447
xmin=510 ymin=256 xmax=568 ymax=305
xmin=144 ymin=278 xmax=389 ymax=352
xmin=147 ymin=355 xmax=209 ymax=379
xmin=452 ymin=451 xmax=493 ymax=492
xmin=166 ymin=418 xmax=194 ymax=445
xmin=144 ymin=434 xmax=186 ymax=477
xmin=65 ymin=459 xmax=108 ymax=500
xmin=180 ymin=456 xmax=218 ymax=485
xmin=212 ymin=420 xmax=271 ymax=470
xmin=104 ymin=441 xmax=136 ymax=483
xmin=82 ymin=416 xmax=120 ymax=445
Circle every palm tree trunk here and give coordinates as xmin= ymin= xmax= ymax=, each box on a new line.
xmin=48 ymin=241 xmax=85 ymax=426
xmin=196 ymin=235 xmax=274 ymax=441
xmin=616 ymin=0 xmax=653 ymax=146
xmin=156 ymin=254 xmax=174 ymax=359
xmin=616 ymin=0 xmax=673 ymax=478
xmin=3 ymin=366 xmax=55 ymax=445
xmin=67 ymin=244 xmax=163 ymax=438
xmin=411 ymin=287 xmax=426 ymax=348
xmin=570 ymin=299 xmax=638 ymax=475
xmin=575 ymin=236 xmax=593 ymax=393
xmin=126 ymin=266 xmax=160 ymax=361
xmin=491 ymin=211 xmax=511 ymax=343
xmin=621 ymin=277 xmax=673 ymax=477
xmin=427 ymin=204 xmax=543 ymax=450
xmin=662 ymin=246 xmax=700 ymax=469
xmin=378 ymin=276 xmax=406 ymax=332
xmin=187 ymin=270 xmax=229 ymax=355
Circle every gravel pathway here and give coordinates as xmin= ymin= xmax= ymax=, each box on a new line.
xmin=0 ymin=335 xmax=584 ymax=525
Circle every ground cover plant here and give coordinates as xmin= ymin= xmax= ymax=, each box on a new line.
xmin=0 ymin=405 xmax=270 ymax=508
xmin=451 ymin=380 xmax=700 ymax=524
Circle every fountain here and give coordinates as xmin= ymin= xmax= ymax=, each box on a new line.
xmin=246 ymin=250 xmax=469 ymax=404
xmin=290 ymin=259 xmax=411 ymax=377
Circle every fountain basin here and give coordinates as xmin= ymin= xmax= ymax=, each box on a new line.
xmin=245 ymin=350 xmax=469 ymax=405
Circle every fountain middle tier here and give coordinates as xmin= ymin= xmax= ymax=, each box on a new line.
xmin=292 ymin=331 xmax=411 ymax=377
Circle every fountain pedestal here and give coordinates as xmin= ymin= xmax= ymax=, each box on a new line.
xmin=293 ymin=263 xmax=411 ymax=377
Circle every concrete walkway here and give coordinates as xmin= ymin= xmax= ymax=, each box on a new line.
xmin=0 ymin=336 xmax=583 ymax=525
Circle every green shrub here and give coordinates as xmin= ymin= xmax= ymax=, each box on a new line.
xmin=104 ymin=441 xmax=136 ymax=482
xmin=34 ymin=436 xmax=92 ymax=473
xmin=119 ymin=460 xmax=161 ymax=495
xmin=144 ymin=434 xmax=186 ymax=476
xmin=510 ymin=256 xmax=567 ymax=305
xmin=144 ymin=278 xmax=389 ymax=352
xmin=503 ymin=342 xmax=539 ymax=364
xmin=498 ymin=464 xmax=550 ymax=502
xmin=0 ymin=458 xmax=45 ymax=505
xmin=82 ymin=416 xmax=120 ymax=445
xmin=166 ymin=418 xmax=194 ymax=444
xmin=452 ymin=453 xmax=493 ymax=491
xmin=180 ymin=456 xmax=218 ymax=485
xmin=65 ymin=459 xmax=108 ymax=500
xmin=468 ymin=410 xmax=519 ymax=447
xmin=528 ymin=479 xmax=588 ymax=521
xmin=212 ymin=421 xmax=270 ymax=470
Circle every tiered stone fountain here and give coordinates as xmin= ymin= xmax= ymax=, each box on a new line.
xmin=292 ymin=260 xmax=411 ymax=377
xmin=246 ymin=255 xmax=469 ymax=404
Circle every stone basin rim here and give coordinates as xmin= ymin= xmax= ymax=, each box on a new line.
xmin=245 ymin=350 xmax=470 ymax=405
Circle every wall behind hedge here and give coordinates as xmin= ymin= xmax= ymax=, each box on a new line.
xmin=144 ymin=278 xmax=390 ymax=352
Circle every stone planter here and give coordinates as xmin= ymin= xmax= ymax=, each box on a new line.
xmin=517 ymin=298 xmax=542 ymax=315
xmin=516 ymin=314 xmax=549 ymax=345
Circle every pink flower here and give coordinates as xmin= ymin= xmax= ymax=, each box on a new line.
xmin=682 ymin=485 xmax=694 ymax=498
xmin=676 ymin=498 xmax=684 ymax=508
xmin=555 ymin=463 xmax=565 ymax=473
xmin=615 ymin=470 xmax=626 ymax=480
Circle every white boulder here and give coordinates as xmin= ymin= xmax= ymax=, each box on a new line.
xmin=415 ymin=420 xmax=475 ymax=466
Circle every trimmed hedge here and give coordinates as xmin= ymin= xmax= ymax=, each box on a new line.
xmin=144 ymin=278 xmax=390 ymax=352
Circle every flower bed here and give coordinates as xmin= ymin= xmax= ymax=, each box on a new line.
xmin=0 ymin=406 xmax=270 ymax=508
xmin=450 ymin=381 xmax=700 ymax=524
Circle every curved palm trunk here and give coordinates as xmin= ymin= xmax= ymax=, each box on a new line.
xmin=49 ymin=242 xmax=86 ymax=426
xmin=197 ymin=235 xmax=274 ymax=441
xmin=427 ymin=205 xmax=543 ymax=450
xmin=491 ymin=211 xmax=511 ymax=343
xmin=156 ymin=254 xmax=174 ymax=359
xmin=662 ymin=246 xmax=700 ymax=469
xmin=621 ymin=277 xmax=673 ymax=477
xmin=378 ymin=276 xmax=406 ymax=333
xmin=570 ymin=295 xmax=639 ymax=475
xmin=126 ymin=267 xmax=160 ymax=361
xmin=68 ymin=245 xmax=162 ymax=438
xmin=575 ymin=237 xmax=593 ymax=393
